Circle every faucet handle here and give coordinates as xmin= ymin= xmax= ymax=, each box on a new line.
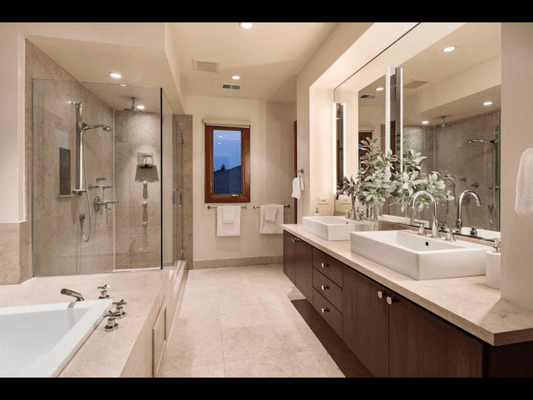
xmin=112 ymin=299 xmax=127 ymax=318
xmin=414 ymin=222 xmax=427 ymax=236
xmin=444 ymin=226 xmax=458 ymax=241
xmin=98 ymin=284 xmax=110 ymax=299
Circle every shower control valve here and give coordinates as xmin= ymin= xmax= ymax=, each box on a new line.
xmin=98 ymin=284 xmax=110 ymax=299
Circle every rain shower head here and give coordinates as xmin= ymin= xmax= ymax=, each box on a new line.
xmin=124 ymin=97 xmax=143 ymax=113
xmin=439 ymin=116 xmax=451 ymax=128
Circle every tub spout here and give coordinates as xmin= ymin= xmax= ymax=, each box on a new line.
xmin=61 ymin=288 xmax=84 ymax=302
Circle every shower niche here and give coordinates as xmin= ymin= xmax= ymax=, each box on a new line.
xmin=32 ymin=78 xmax=182 ymax=277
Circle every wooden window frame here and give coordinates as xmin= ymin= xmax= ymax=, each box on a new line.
xmin=205 ymin=124 xmax=250 ymax=203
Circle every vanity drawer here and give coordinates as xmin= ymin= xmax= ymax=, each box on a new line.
xmin=313 ymin=269 xmax=342 ymax=312
xmin=312 ymin=248 xmax=343 ymax=287
xmin=312 ymin=288 xmax=343 ymax=338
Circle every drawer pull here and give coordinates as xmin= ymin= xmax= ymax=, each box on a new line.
xmin=377 ymin=290 xmax=390 ymax=299
xmin=386 ymin=296 xmax=399 ymax=305
xmin=321 ymin=284 xmax=330 ymax=291
xmin=321 ymin=307 xmax=330 ymax=313
xmin=321 ymin=262 xmax=329 ymax=268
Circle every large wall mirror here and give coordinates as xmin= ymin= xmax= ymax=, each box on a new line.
xmin=334 ymin=23 xmax=501 ymax=241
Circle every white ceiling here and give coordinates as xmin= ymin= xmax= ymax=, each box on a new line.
xmin=27 ymin=23 xmax=337 ymax=113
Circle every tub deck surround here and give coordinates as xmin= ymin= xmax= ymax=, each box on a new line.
xmin=0 ymin=268 xmax=174 ymax=377
xmin=282 ymin=223 xmax=533 ymax=347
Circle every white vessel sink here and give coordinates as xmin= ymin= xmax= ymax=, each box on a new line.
xmin=302 ymin=216 xmax=374 ymax=241
xmin=350 ymin=230 xmax=492 ymax=280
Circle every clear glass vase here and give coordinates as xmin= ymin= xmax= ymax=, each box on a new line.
xmin=371 ymin=203 xmax=383 ymax=231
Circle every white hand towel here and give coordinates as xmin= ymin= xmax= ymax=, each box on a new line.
xmin=264 ymin=204 xmax=278 ymax=222
xmin=515 ymin=148 xmax=533 ymax=218
xmin=217 ymin=205 xmax=241 ymax=236
xmin=260 ymin=204 xmax=284 ymax=234
xmin=291 ymin=177 xmax=301 ymax=199
xmin=222 ymin=205 xmax=234 ymax=223
xmin=299 ymin=176 xmax=305 ymax=190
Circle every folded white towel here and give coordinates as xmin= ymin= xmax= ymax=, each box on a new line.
xmin=260 ymin=204 xmax=284 ymax=234
xmin=291 ymin=177 xmax=301 ymax=199
xmin=264 ymin=204 xmax=278 ymax=222
xmin=516 ymin=148 xmax=533 ymax=218
xmin=300 ymin=176 xmax=304 ymax=190
xmin=217 ymin=205 xmax=241 ymax=236
xmin=222 ymin=205 xmax=234 ymax=223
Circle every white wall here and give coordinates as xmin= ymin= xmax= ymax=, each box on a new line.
xmin=501 ymin=23 xmax=533 ymax=310
xmin=184 ymin=95 xmax=295 ymax=262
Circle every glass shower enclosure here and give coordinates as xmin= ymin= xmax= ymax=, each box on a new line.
xmin=31 ymin=79 xmax=183 ymax=277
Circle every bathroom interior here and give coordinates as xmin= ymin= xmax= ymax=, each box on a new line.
xmin=1 ymin=22 xmax=533 ymax=377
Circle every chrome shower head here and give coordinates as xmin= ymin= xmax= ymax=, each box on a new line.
xmin=82 ymin=123 xmax=113 ymax=132
xmin=124 ymin=97 xmax=143 ymax=113
xmin=439 ymin=116 xmax=451 ymax=128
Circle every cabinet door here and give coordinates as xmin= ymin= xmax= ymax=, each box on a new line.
xmin=343 ymin=266 xmax=389 ymax=377
xmin=294 ymin=237 xmax=313 ymax=301
xmin=388 ymin=291 xmax=484 ymax=377
xmin=283 ymin=231 xmax=296 ymax=285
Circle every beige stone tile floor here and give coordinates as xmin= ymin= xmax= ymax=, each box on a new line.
xmin=158 ymin=264 xmax=346 ymax=377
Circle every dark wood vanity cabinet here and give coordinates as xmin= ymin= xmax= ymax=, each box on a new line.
xmin=342 ymin=266 xmax=485 ymax=377
xmin=283 ymin=230 xmax=533 ymax=377
xmin=283 ymin=231 xmax=313 ymax=300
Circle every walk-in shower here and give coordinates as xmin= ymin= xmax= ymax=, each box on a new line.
xmin=466 ymin=137 xmax=500 ymax=230
xmin=31 ymin=77 xmax=184 ymax=278
xmin=74 ymin=102 xmax=113 ymax=242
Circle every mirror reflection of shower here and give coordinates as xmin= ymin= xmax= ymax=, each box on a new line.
xmin=74 ymin=102 xmax=113 ymax=242
xmin=466 ymin=137 xmax=500 ymax=231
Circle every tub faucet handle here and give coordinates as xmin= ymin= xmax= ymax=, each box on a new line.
xmin=103 ymin=312 xmax=118 ymax=332
xmin=98 ymin=284 xmax=110 ymax=299
xmin=112 ymin=299 xmax=127 ymax=318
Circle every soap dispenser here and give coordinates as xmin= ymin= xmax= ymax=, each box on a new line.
xmin=314 ymin=207 xmax=320 ymax=216
xmin=486 ymin=238 xmax=501 ymax=289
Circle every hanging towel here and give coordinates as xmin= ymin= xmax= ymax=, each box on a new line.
xmin=516 ymin=148 xmax=533 ymax=218
xmin=217 ymin=205 xmax=241 ymax=236
xmin=264 ymin=204 xmax=278 ymax=222
xmin=260 ymin=204 xmax=284 ymax=234
xmin=291 ymin=177 xmax=301 ymax=199
xmin=300 ymin=176 xmax=305 ymax=191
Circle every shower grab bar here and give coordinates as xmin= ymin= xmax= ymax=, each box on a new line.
xmin=252 ymin=205 xmax=290 ymax=209
xmin=207 ymin=205 xmax=247 ymax=209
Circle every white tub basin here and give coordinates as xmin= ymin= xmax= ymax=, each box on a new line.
xmin=303 ymin=216 xmax=374 ymax=241
xmin=350 ymin=230 xmax=492 ymax=280
xmin=0 ymin=299 xmax=113 ymax=377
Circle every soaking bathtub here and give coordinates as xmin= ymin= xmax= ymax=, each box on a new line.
xmin=0 ymin=299 xmax=113 ymax=377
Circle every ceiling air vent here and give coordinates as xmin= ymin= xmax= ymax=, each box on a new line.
xmin=222 ymin=83 xmax=241 ymax=90
xmin=192 ymin=60 xmax=219 ymax=73
xmin=404 ymin=80 xmax=428 ymax=89
xmin=359 ymin=94 xmax=377 ymax=99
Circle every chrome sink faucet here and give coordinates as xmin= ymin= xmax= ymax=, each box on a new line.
xmin=410 ymin=190 xmax=440 ymax=238
xmin=456 ymin=190 xmax=481 ymax=231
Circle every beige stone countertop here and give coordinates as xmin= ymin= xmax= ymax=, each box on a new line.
xmin=283 ymin=224 xmax=533 ymax=347
xmin=0 ymin=268 xmax=171 ymax=377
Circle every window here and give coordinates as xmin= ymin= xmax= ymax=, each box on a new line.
xmin=205 ymin=124 xmax=250 ymax=203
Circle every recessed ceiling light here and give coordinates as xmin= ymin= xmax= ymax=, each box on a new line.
xmin=375 ymin=87 xmax=384 ymax=91
xmin=443 ymin=46 xmax=456 ymax=53
xmin=232 ymin=75 xmax=241 ymax=80
xmin=483 ymin=101 xmax=493 ymax=106
xmin=422 ymin=121 xmax=429 ymax=124
xmin=240 ymin=23 xmax=253 ymax=29
xmin=109 ymin=72 xmax=122 ymax=79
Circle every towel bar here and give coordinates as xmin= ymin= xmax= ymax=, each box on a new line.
xmin=294 ymin=169 xmax=304 ymax=177
xmin=252 ymin=205 xmax=290 ymax=209
xmin=207 ymin=205 xmax=247 ymax=209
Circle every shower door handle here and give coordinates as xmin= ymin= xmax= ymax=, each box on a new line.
xmin=173 ymin=189 xmax=183 ymax=208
